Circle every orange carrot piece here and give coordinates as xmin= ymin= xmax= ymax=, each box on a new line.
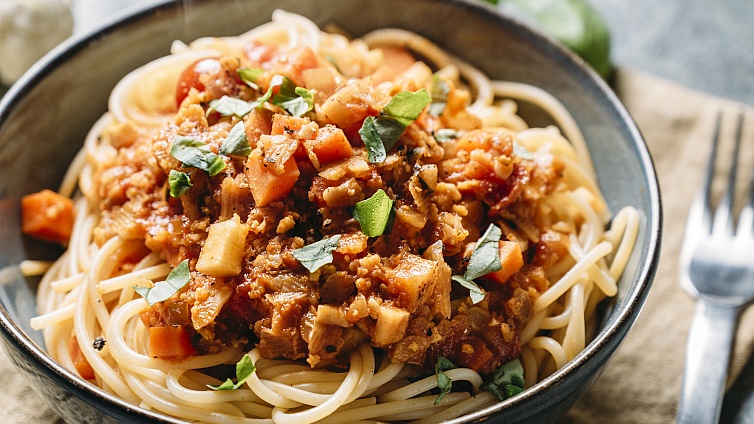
xmin=245 ymin=149 xmax=300 ymax=207
xmin=488 ymin=241 xmax=524 ymax=284
xmin=312 ymin=126 xmax=353 ymax=164
xmin=21 ymin=189 xmax=75 ymax=244
xmin=148 ymin=326 xmax=196 ymax=359
xmin=68 ymin=335 xmax=95 ymax=380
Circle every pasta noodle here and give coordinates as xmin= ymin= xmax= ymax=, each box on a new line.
xmin=26 ymin=10 xmax=640 ymax=424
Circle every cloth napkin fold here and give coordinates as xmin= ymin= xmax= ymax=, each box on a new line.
xmin=2 ymin=67 xmax=754 ymax=423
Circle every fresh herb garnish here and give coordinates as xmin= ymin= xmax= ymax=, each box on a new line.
xmin=133 ymin=259 xmax=191 ymax=306
xmin=170 ymin=136 xmax=226 ymax=176
xmin=435 ymin=356 xmax=457 ymax=405
xmin=220 ymin=121 xmax=251 ymax=157
xmin=207 ymin=354 xmax=256 ymax=391
xmin=237 ymin=67 xmax=264 ymax=89
xmin=481 ymin=359 xmax=526 ymax=400
xmin=428 ymin=75 xmax=450 ymax=117
xmin=271 ymin=81 xmax=314 ymax=117
xmin=452 ymin=275 xmax=487 ymax=304
xmin=208 ymin=75 xmax=313 ymax=119
xmin=352 ymin=189 xmax=395 ymax=237
xmin=359 ymin=89 xmax=431 ymax=163
xmin=433 ymin=128 xmax=458 ymax=143
xmin=465 ymin=224 xmax=503 ymax=280
xmin=291 ymin=235 xmax=342 ymax=273
xmin=168 ymin=170 xmax=192 ymax=198
xmin=207 ymin=96 xmax=255 ymax=118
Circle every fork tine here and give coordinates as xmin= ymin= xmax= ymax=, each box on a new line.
xmin=711 ymin=110 xmax=743 ymax=235
xmin=737 ymin=110 xmax=753 ymax=237
xmin=696 ymin=111 xmax=723 ymax=235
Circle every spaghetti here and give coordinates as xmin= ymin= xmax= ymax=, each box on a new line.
xmin=26 ymin=10 xmax=640 ymax=423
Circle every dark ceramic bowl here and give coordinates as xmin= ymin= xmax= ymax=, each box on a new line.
xmin=0 ymin=0 xmax=661 ymax=422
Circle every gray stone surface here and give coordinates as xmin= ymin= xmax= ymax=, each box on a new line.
xmin=591 ymin=0 xmax=754 ymax=107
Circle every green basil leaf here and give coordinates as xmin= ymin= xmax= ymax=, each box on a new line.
xmin=498 ymin=0 xmax=611 ymax=78
xmin=207 ymin=354 xmax=256 ymax=391
xmin=238 ymin=67 xmax=264 ymax=88
xmin=352 ymin=189 xmax=395 ymax=237
xmin=464 ymin=223 xmax=503 ymax=281
xmin=170 ymin=136 xmax=227 ymax=177
xmin=207 ymin=96 xmax=254 ymax=118
xmin=269 ymin=76 xmax=314 ymax=117
xmin=168 ymin=170 xmax=192 ymax=198
xmin=359 ymin=116 xmax=404 ymax=163
xmin=134 ymin=259 xmax=191 ymax=306
xmin=428 ymin=75 xmax=449 ymax=117
xmin=434 ymin=356 xmax=457 ymax=405
xmin=434 ymin=128 xmax=458 ymax=143
xmin=451 ymin=275 xmax=486 ymax=304
xmin=482 ymin=359 xmax=525 ymax=401
xmin=291 ymin=235 xmax=342 ymax=273
xmin=220 ymin=121 xmax=251 ymax=157
xmin=382 ymin=89 xmax=431 ymax=128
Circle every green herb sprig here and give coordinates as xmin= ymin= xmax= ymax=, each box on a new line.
xmin=207 ymin=354 xmax=256 ymax=391
xmin=134 ymin=259 xmax=191 ymax=306
xmin=352 ymin=189 xmax=395 ymax=237
xmin=291 ymin=235 xmax=342 ymax=273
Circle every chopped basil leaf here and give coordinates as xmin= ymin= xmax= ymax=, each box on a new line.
xmin=170 ymin=136 xmax=226 ymax=177
xmin=434 ymin=356 xmax=457 ymax=405
xmin=238 ymin=67 xmax=264 ymax=88
xmin=134 ymin=259 xmax=191 ymax=306
xmin=220 ymin=121 xmax=251 ymax=157
xmin=382 ymin=89 xmax=431 ymax=128
xmin=464 ymin=223 xmax=503 ymax=280
xmin=168 ymin=170 xmax=192 ymax=198
xmin=434 ymin=128 xmax=458 ymax=143
xmin=352 ymin=189 xmax=395 ymax=237
xmin=451 ymin=275 xmax=486 ymax=304
xmin=359 ymin=116 xmax=404 ymax=163
xmin=207 ymin=354 xmax=256 ymax=391
xmin=207 ymin=96 xmax=254 ymax=118
xmin=513 ymin=141 xmax=536 ymax=160
xmin=481 ymin=359 xmax=525 ymax=401
xmin=273 ymin=86 xmax=314 ymax=117
xmin=291 ymin=235 xmax=342 ymax=273
xmin=428 ymin=75 xmax=449 ymax=117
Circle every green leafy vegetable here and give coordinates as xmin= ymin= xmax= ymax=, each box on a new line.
xmin=481 ymin=359 xmax=526 ymax=400
xmin=170 ymin=136 xmax=226 ymax=177
xmin=435 ymin=356 xmax=457 ymax=405
xmin=291 ymin=235 xmax=342 ymax=273
xmin=464 ymin=223 xmax=503 ymax=280
xmin=352 ymin=189 xmax=395 ymax=237
xmin=494 ymin=0 xmax=611 ymax=78
xmin=428 ymin=75 xmax=449 ymax=117
xmin=134 ymin=259 xmax=191 ymax=306
xmin=359 ymin=89 xmax=432 ymax=164
xmin=207 ymin=96 xmax=255 ymax=118
xmin=207 ymin=354 xmax=256 ymax=391
xmin=237 ymin=67 xmax=264 ymax=88
xmin=168 ymin=170 xmax=192 ymax=198
xmin=434 ymin=128 xmax=458 ymax=143
xmin=220 ymin=121 xmax=251 ymax=157
xmin=273 ymin=86 xmax=314 ymax=117
xmin=452 ymin=275 xmax=486 ymax=304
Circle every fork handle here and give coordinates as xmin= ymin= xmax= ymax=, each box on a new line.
xmin=676 ymin=300 xmax=740 ymax=424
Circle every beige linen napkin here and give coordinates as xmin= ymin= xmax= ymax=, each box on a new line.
xmin=1 ymin=67 xmax=753 ymax=423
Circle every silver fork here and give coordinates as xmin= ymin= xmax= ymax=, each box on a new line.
xmin=676 ymin=109 xmax=754 ymax=424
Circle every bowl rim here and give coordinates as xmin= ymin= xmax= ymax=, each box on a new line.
xmin=0 ymin=0 xmax=662 ymax=422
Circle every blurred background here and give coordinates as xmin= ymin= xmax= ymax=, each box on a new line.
xmin=1 ymin=0 xmax=754 ymax=108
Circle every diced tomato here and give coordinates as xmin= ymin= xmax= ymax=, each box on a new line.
xmin=487 ymin=241 xmax=524 ymax=284
xmin=148 ymin=326 xmax=196 ymax=359
xmin=21 ymin=189 xmax=75 ymax=244
xmin=175 ymin=58 xmax=222 ymax=108
xmin=311 ymin=126 xmax=354 ymax=164
xmin=68 ymin=335 xmax=95 ymax=380
xmin=245 ymin=149 xmax=300 ymax=207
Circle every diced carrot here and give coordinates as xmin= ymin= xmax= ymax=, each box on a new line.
xmin=245 ymin=149 xmax=300 ymax=206
xmin=271 ymin=114 xmax=310 ymax=135
xmin=487 ymin=241 xmax=524 ymax=284
xmin=311 ymin=126 xmax=353 ymax=164
xmin=68 ymin=334 xmax=95 ymax=380
xmin=148 ymin=326 xmax=196 ymax=359
xmin=21 ymin=189 xmax=75 ymax=244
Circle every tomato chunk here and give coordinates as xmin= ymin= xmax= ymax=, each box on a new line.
xmin=68 ymin=335 xmax=95 ymax=380
xmin=21 ymin=189 xmax=75 ymax=244
xmin=148 ymin=326 xmax=196 ymax=359
xmin=175 ymin=58 xmax=222 ymax=108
